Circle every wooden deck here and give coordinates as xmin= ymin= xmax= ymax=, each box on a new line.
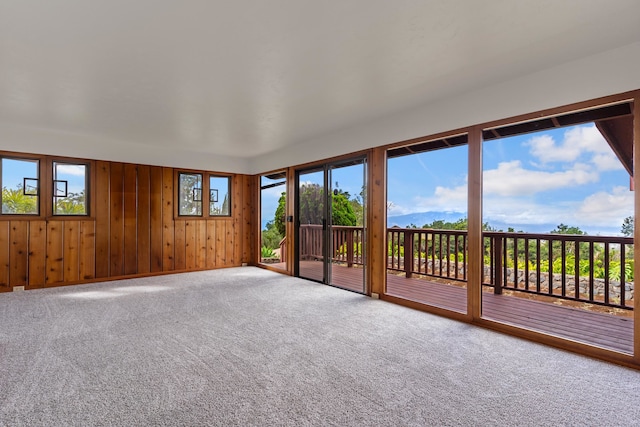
xmin=294 ymin=262 xmax=634 ymax=354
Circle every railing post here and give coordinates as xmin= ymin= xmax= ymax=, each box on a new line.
xmin=494 ymin=236 xmax=503 ymax=295
xmin=404 ymin=230 xmax=414 ymax=278
xmin=347 ymin=228 xmax=354 ymax=268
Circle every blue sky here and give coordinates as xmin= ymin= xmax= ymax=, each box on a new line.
xmin=2 ymin=159 xmax=87 ymax=196
xmin=261 ymin=123 xmax=633 ymax=235
xmin=387 ymin=123 xmax=633 ymax=235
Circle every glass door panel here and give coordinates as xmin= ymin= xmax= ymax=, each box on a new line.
xmin=297 ymin=168 xmax=326 ymax=282
xmin=329 ymin=160 xmax=366 ymax=293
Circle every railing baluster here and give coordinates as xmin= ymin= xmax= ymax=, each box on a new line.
xmin=561 ymin=240 xmax=566 ymax=297
xmin=589 ymin=241 xmax=594 ymax=302
xmin=604 ymin=242 xmax=610 ymax=306
xmin=574 ymin=241 xmax=580 ymax=300
xmin=548 ymin=237 xmax=554 ymax=296
xmin=620 ymin=243 xmax=626 ymax=308
xmin=536 ymin=239 xmax=541 ymax=293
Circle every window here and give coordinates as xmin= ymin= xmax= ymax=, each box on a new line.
xmin=178 ymin=172 xmax=203 ymax=216
xmin=209 ymin=175 xmax=230 ymax=216
xmin=1 ymin=157 xmax=39 ymax=215
xmin=53 ymin=162 xmax=88 ymax=215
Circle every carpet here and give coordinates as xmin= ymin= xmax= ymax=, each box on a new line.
xmin=0 ymin=267 xmax=638 ymax=426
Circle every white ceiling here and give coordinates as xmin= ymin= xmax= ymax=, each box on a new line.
xmin=1 ymin=0 xmax=640 ymax=174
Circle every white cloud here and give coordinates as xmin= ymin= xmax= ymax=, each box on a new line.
xmin=575 ymin=186 xmax=634 ymax=227
xmin=526 ymin=125 xmax=609 ymax=163
xmin=412 ymin=183 xmax=467 ymax=213
xmin=56 ymin=164 xmax=86 ymax=176
xmin=483 ymin=160 xmax=598 ymax=196
xmin=591 ymin=152 xmax=625 ymax=172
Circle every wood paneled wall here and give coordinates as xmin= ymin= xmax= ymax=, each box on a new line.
xmin=0 ymin=160 xmax=256 ymax=291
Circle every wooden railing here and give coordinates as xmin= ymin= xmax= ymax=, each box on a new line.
xmin=483 ymin=231 xmax=634 ymax=310
xmin=298 ymin=224 xmax=365 ymax=266
xmin=293 ymin=225 xmax=634 ymax=310
xmin=387 ymin=228 xmax=468 ymax=282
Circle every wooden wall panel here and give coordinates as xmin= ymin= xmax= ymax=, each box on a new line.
xmin=95 ymin=161 xmax=110 ymax=278
xmin=0 ymin=156 xmax=254 ymax=291
xmin=63 ymin=221 xmax=80 ymax=282
xmin=28 ymin=220 xmax=46 ymax=288
xmin=206 ymin=220 xmax=216 ymax=268
xmin=9 ymin=222 xmax=28 ymax=286
xmin=137 ymin=165 xmax=151 ymax=274
xmin=149 ymin=166 xmax=163 ymax=272
xmin=174 ymin=220 xmax=186 ymax=270
xmin=123 ymin=164 xmax=138 ymax=275
xmin=232 ymin=175 xmax=242 ymax=266
xmin=242 ymin=175 xmax=256 ymax=265
xmin=0 ymin=222 xmax=8 ymax=289
xmin=215 ymin=221 xmax=226 ymax=266
xmin=46 ymin=221 xmax=64 ymax=284
xmin=79 ymin=221 xmax=95 ymax=280
xmin=196 ymin=221 xmax=207 ymax=269
xmin=184 ymin=220 xmax=196 ymax=270
xmin=109 ymin=163 xmax=124 ymax=276
xmin=162 ymin=167 xmax=175 ymax=271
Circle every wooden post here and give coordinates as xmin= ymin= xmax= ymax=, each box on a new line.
xmin=493 ymin=236 xmax=503 ymax=295
xmin=633 ymin=91 xmax=640 ymax=361
xmin=467 ymin=126 xmax=483 ymax=320
xmin=404 ymin=229 xmax=414 ymax=278
xmin=347 ymin=228 xmax=354 ymax=267
xmin=367 ymin=147 xmax=387 ymax=296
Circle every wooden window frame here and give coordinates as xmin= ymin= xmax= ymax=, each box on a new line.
xmin=174 ymin=170 xmax=234 ymax=219
xmin=0 ymin=151 xmax=95 ymax=220
xmin=208 ymin=174 xmax=232 ymax=217
xmin=49 ymin=159 xmax=93 ymax=218
xmin=0 ymin=153 xmax=42 ymax=217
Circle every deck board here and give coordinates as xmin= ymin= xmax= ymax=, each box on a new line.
xmin=288 ymin=262 xmax=633 ymax=354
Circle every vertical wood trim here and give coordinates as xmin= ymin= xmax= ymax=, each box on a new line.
xmin=28 ymin=220 xmax=46 ymax=288
xmin=368 ymin=148 xmax=387 ymax=296
xmin=95 ymin=161 xmax=110 ymax=278
xmin=137 ymin=165 xmax=151 ymax=274
xmin=79 ymin=220 xmax=95 ymax=280
xmin=184 ymin=220 xmax=196 ymax=270
xmin=215 ymin=221 xmax=226 ymax=266
xmin=63 ymin=221 xmax=80 ymax=282
xmin=110 ymin=162 xmax=125 ymax=276
xmin=9 ymin=221 xmax=28 ymax=286
xmin=206 ymin=220 xmax=216 ymax=268
xmin=0 ymin=222 xmax=8 ymax=288
xmin=232 ymin=175 xmax=242 ymax=266
xmin=467 ymin=126 xmax=483 ymax=321
xmin=196 ymin=220 xmax=207 ymax=269
xmin=162 ymin=167 xmax=175 ymax=271
xmin=150 ymin=166 xmax=163 ymax=272
xmin=174 ymin=220 xmax=186 ymax=270
xmin=123 ymin=164 xmax=138 ymax=275
xmin=46 ymin=221 xmax=64 ymax=284
xmin=226 ymin=219 xmax=233 ymax=266
xmin=633 ymin=94 xmax=640 ymax=360
xmin=241 ymin=175 xmax=254 ymax=265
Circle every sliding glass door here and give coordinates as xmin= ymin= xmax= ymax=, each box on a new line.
xmin=296 ymin=157 xmax=366 ymax=293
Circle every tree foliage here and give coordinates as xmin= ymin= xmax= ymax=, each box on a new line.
xmin=621 ymin=216 xmax=634 ymax=237
xmin=2 ymin=186 xmax=37 ymax=214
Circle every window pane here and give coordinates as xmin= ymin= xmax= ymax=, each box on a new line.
xmin=179 ymin=173 xmax=203 ymax=216
xmin=53 ymin=162 xmax=88 ymax=215
xmin=1 ymin=158 xmax=39 ymax=215
xmin=209 ymin=176 xmax=230 ymax=216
